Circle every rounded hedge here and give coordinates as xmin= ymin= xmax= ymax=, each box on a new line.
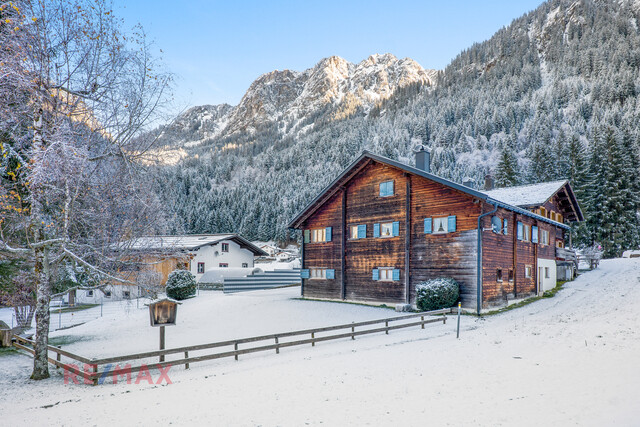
xmin=416 ymin=277 xmax=460 ymax=311
xmin=165 ymin=269 xmax=196 ymax=300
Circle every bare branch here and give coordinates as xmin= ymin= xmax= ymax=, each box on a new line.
xmin=63 ymin=247 xmax=137 ymax=285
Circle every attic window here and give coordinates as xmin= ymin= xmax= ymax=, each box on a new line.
xmin=221 ymin=243 xmax=229 ymax=252
xmin=379 ymin=181 xmax=394 ymax=197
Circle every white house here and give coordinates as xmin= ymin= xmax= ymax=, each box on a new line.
xmin=125 ymin=234 xmax=268 ymax=282
xmin=258 ymin=244 xmax=279 ymax=257
xmin=70 ymin=234 xmax=268 ymax=303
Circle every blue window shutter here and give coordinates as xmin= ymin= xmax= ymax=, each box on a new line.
xmin=326 ymin=269 xmax=335 ymax=279
xmin=372 ymin=268 xmax=379 ymax=281
xmin=503 ymin=218 xmax=508 ymax=235
xmin=532 ymin=226 xmax=539 ymax=243
xmin=326 ymin=227 xmax=332 ymax=242
xmin=517 ymin=222 xmax=523 ymax=240
xmin=304 ymin=230 xmax=310 ymax=243
xmin=392 ymin=269 xmax=400 ymax=281
xmin=447 ymin=215 xmax=457 ymax=232
xmin=379 ymin=181 xmax=394 ymax=197
xmin=300 ymin=269 xmax=310 ymax=279
xmin=392 ymin=221 xmax=400 ymax=237
xmin=373 ymin=223 xmax=381 ymax=238
xmin=424 ymin=218 xmax=432 ymax=234
xmin=357 ymin=224 xmax=366 ymax=239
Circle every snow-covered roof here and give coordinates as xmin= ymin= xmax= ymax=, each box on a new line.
xmin=120 ymin=234 xmax=268 ymax=256
xmin=483 ymin=180 xmax=568 ymax=207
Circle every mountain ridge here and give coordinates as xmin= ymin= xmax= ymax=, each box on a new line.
xmin=149 ymin=53 xmax=437 ymax=154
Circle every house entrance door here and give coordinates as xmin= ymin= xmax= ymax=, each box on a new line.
xmin=538 ymin=267 xmax=544 ymax=295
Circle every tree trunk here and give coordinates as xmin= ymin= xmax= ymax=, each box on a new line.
xmin=31 ymin=108 xmax=51 ymax=380
xmin=31 ymin=245 xmax=51 ymax=380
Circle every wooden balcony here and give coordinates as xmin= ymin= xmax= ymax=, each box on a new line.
xmin=556 ymin=247 xmax=577 ymax=262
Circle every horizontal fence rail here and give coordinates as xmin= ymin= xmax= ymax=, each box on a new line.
xmin=223 ymin=269 xmax=301 ymax=293
xmin=12 ymin=307 xmax=455 ymax=385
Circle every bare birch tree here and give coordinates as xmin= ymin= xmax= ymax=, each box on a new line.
xmin=0 ymin=0 xmax=172 ymax=379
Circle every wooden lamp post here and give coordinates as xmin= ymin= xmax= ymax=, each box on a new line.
xmin=147 ymin=298 xmax=181 ymax=362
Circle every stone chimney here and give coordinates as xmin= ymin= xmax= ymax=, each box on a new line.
xmin=484 ymin=174 xmax=494 ymax=191
xmin=414 ymin=145 xmax=431 ymax=173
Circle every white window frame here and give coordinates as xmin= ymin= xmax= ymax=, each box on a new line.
xmin=311 ymin=228 xmax=327 ymax=243
xmin=219 ymin=263 xmax=228 ymax=268
xmin=432 ymin=217 xmax=448 ymax=234
xmin=310 ymin=268 xmax=326 ymax=280
xmin=523 ymin=224 xmax=531 ymax=242
xmin=378 ymin=267 xmax=395 ymax=282
xmin=197 ymin=262 xmax=205 ymax=274
xmin=104 ymin=290 xmax=112 ymax=298
xmin=496 ymin=268 xmax=503 ymax=282
xmin=242 ymin=263 xmax=248 ymax=268
xmin=350 ymin=225 xmax=359 ymax=239
xmin=380 ymin=222 xmax=394 ymax=238
xmin=86 ymin=290 xmax=94 ymax=297
xmin=540 ymin=229 xmax=549 ymax=245
xmin=221 ymin=243 xmax=229 ymax=252
xmin=525 ymin=265 xmax=532 ymax=279
xmin=123 ymin=291 xmax=130 ymax=299
xmin=545 ymin=267 xmax=550 ymax=278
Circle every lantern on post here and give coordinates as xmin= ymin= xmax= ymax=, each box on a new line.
xmin=146 ymin=298 xmax=181 ymax=362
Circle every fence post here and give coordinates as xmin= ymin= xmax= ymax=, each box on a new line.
xmin=351 ymin=323 xmax=355 ymax=340
xmin=421 ymin=315 xmax=424 ymax=329
xmin=456 ymin=302 xmax=461 ymax=339
xmin=58 ymin=305 xmax=62 ymax=329
xmin=100 ymin=298 xmax=103 ymax=317
xmin=56 ymin=346 xmax=61 ymax=363
xmin=311 ymin=332 xmax=315 ymax=346
xmin=184 ymin=351 xmax=189 ymax=370
xmin=159 ymin=326 xmax=165 ymax=363
xmin=385 ymin=320 xmax=389 ymax=335
xmin=234 ymin=342 xmax=238 ymax=360
xmin=275 ymin=336 xmax=279 ymax=354
xmin=92 ymin=364 xmax=98 ymax=386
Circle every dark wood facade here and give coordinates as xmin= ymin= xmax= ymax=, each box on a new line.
xmin=290 ymin=152 xmax=582 ymax=312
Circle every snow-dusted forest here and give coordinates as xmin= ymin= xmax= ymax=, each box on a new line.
xmin=152 ymin=0 xmax=640 ymax=258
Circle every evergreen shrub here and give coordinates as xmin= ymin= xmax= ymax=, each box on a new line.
xmin=416 ymin=277 xmax=460 ymax=311
xmin=165 ymin=269 xmax=196 ymax=300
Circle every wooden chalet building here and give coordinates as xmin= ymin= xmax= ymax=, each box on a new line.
xmin=288 ymin=149 xmax=584 ymax=313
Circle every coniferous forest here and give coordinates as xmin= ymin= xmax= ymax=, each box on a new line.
xmin=152 ymin=0 xmax=640 ymax=258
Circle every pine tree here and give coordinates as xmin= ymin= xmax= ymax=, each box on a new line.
xmin=495 ymin=146 xmax=519 ymax=187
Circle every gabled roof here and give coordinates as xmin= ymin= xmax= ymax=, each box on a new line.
xmin=120 ymin=234 xmax=268 ymax=256
xmin=288 ymin=151 xmax=576 ymax=230
xmin=484 ymin=180 xmax=584 ymax=222
xmin=484 ymin=180 xmax=568 ymax=207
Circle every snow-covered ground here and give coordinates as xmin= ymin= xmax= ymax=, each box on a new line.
xmin=2 ymin=258 xmax=640 ymax=426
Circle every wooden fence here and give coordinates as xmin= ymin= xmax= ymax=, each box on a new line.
xmin=12 ymin=307 xmax=455 ymax=385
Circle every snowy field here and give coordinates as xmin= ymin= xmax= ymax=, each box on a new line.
xmin=2 ymin=258 xmax=640 ymax=426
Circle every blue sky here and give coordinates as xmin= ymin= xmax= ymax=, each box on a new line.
xmin=113 ymin=0 xmax=543 ymax=109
